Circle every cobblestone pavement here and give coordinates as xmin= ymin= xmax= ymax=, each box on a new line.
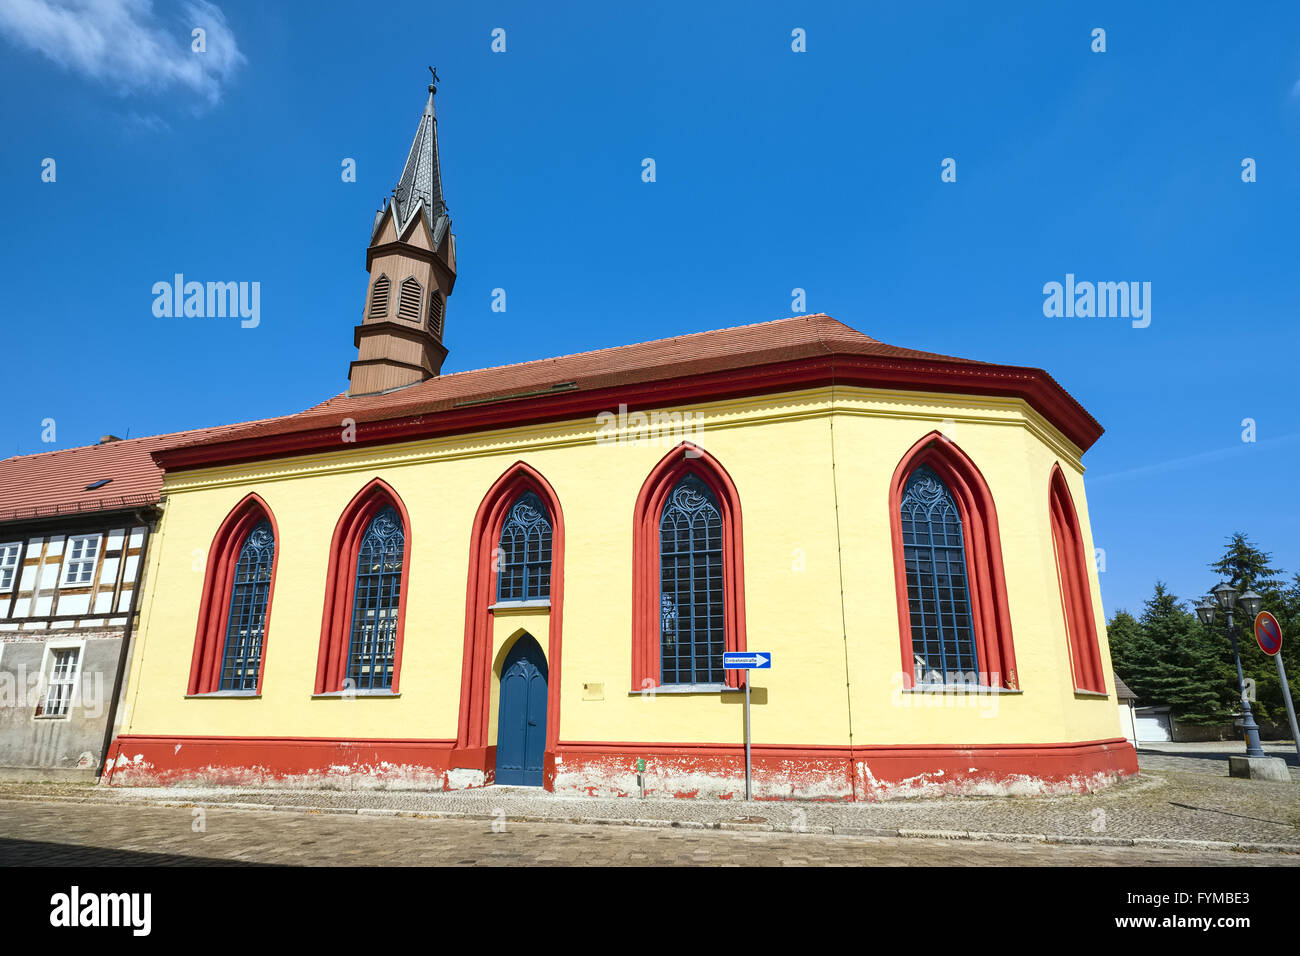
xmin=1 ymin=798 xmax=1295 ymax=866
xmin=1136 ymin=743 xmax=1300 ymax=780
xmin=1 ymin=748 xmax=1295 ymax=862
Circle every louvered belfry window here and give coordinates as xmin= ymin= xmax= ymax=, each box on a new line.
xmin=900 ymin=465 xmax=978 ymax=685
xmin=428 ymin=290 xmax=445 ymax=338
xmin=659 ymin=473 xmax=724 ymax=685
xmin=397 ymin=277 xmax=422 ymax=322
xmin=369 ymin=275 xmax=390 ymax=319
xmin=219 ymin=519 xmax=275 ymax=691
xmin=346 ymin=506 xmax=404 ymax=691
xmin=496 ymin=491 xmax=552 ymax=602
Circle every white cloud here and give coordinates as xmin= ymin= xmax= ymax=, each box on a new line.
xmin=0 ymin=0 xmax=245 ymax=104
xmin=121 ymin=109 xmax=171 ymax=133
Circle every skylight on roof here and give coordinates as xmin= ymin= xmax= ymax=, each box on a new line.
xmin=85 ymin=479 xmax=112 ymax=491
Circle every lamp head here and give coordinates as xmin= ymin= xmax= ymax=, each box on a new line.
xmin=1212 ymin=582 xmax=1238 ymax=611
xmin=1195 ymin=599 xmax=1216 ymax=626
xmin=1239 ymin=590 xmax=1264 ymax=617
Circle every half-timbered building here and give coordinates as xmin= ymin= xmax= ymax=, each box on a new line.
xmin=0 ymin=426 xmax=250 ymax=778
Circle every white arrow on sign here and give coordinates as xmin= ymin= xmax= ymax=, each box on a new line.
xmin=722 ymin=652 xmax=771 ymax=669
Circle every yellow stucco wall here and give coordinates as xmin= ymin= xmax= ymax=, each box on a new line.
xmin=117 ymin=385 xmax=1124 ymax=751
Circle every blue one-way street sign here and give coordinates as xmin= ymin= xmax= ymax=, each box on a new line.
xmin=722 ymin=652 xmax=771 ymax=669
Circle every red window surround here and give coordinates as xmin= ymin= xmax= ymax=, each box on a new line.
xmin=457 ymin=462 xmax=566 ymax=760
xmin=632 ymin=443 xmax=747 ymax=691
xmin=1048 ymin=464 xmax=1106 ymax=694
xmin=188 ymin=494 xmax=279 ymax=695
xmin=314 ymin=478 xmax=413 ymax=694
xmin=889 ymin=432 xmax=1018 ymax=689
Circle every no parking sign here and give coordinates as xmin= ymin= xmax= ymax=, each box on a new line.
xmin=1254 ymin=611 xmax=1283 ymax=656
xmin=1254 ymin=611 xmax=1299 ymax=763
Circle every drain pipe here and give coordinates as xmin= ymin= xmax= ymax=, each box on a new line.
xmin=828 ymin=384 xmax=858 ymax=800
xmin=96 ymin=510 xmax=155 ymax=781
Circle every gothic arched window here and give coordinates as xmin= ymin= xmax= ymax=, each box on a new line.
xmin=219 ymin=519 xmax=275 ymax=690
xmin=631 ymin=445 xmax=747 ymax=691
xmin=658 ymin=473 xmax=724 ymax=686
xmin=188 ymin=495 xmax=279 ymax=696
xmin=496 ymin=491 xmax=552 ymax=602
xmin=1049 ymin=465 xmax=1105 ymax=693
xmin=899 ymin=466 xmax=978 ymax=685
xmin=315 ymin=480 xmax=411 ymax=694
xmin=346 ymin=506 xmax=405 ymax=691
xmin=888 ymin=432 xmax=1017 ymax=690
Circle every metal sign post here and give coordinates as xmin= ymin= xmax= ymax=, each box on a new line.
xmin=1255 ymin=612 xmax=1299 ymax=764
xmin=722 ymin=652 xmax=771 ymax=801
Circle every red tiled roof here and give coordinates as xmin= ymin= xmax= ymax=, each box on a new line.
xmin=156 ymin=314 xmax=1101 ymax=468
xmin=0 ymin=420 xmax=279 ymax=525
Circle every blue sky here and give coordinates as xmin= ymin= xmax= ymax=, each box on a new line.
xmin=1 ymin=1 xmax=1298 ymax=617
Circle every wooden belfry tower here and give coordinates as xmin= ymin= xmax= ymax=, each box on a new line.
xmin=349 ymin=68 xmax=457 ymax=396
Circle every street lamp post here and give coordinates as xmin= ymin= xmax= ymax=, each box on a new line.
xmin=1195 ymin=584 xmax=1267 ymax=758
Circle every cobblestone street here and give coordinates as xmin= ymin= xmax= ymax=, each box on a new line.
xmin=1 ymin=798 xmax=1296 ymax=866
xmin=0 ymin=746 xmax=1296 ymax=865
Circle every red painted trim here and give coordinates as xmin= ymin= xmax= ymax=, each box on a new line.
xmin=187 ymin=494 xmax=280 ymax=695
xmin=154 ymin=355 xmax=1105 ymax=473
xmin=104 ymin=734 xmax=455 ymax=786
xmin=556 ymin=737 xmax=1128 ymax=756
xmin=457 ymin=463 xmax=565 ymax=764
xmin=103 ymin=733 xmax=1137 ymax=797
xmin=1048 ymin=465 xmax=1105 ymax=693
xmin=631 ymin=443 xmax=747 ymax=691
xmin=889 ymin=432 xmax=1018 ymax=689
xmin=314 ymin=478 xmax=413 ymax=694
xmin=553 ymin=738 xmax=1137 ymax=800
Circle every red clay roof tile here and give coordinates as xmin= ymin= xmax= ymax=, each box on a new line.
xmin=0 ymin=419 xmax=281 ymax=524
xmin=0 ymin=315 xmax=1101 ymax=510
xmin=163 ymin=314 xmax=1000 ymax=451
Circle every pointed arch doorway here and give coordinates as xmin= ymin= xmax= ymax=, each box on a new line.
xmin=494 ymin=634 xmax=548 ymax=786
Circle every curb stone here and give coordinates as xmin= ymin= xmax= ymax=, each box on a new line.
xmin=830 ymin=826 xmax=901 ymax=838
xmin=1044 ymin=835 xmax=1136 ymax=847
xmin=978 ymin=831 xmax=1047 ymax=844
xmin=897 ymin=828 xmax=967 ymax=840
xmin=1132 ymin=837 xmax=1234 ymax=852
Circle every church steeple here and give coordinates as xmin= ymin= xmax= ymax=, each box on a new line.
xmin=348 ymin=69 xmax=457 ymax=396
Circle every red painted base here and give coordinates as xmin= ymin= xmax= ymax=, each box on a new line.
xmin=104 ymin=735 xmax=463 ymax=789
xmin=105 ymin=734 xmax=1137 ymax=800
xmin=552 ymin=738 xmax=1138 ymax=801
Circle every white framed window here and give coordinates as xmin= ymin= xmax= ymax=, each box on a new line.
xmin=0 ymin=542 xmax=19 ymax=592
xmin=62 ymin=534 xmax=100 ymax=586
xmin=39 ymin=646 xmax=81 ymax=717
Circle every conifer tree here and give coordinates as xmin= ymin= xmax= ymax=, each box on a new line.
xmin=1205 ymin=534 xmax=1292 ymax=724
xmin=1104 ymin=609 xmax=1144 ymax=692
xmin=1134 ymin=583 xmax=1228 ymax=723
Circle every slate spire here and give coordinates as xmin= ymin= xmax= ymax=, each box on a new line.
xmin=350 ymin=71 xmax=458 ymax=396
xmin=385 ymin=67 xmax=450 ymax=248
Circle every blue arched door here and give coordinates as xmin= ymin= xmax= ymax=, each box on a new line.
xmin=495 ymin=636 xmax=548 ymax=786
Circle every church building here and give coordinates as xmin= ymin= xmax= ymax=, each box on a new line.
xmin=103 ymin=78 xmax=1137 ymax=799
